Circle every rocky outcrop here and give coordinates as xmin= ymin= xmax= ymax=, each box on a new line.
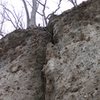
xmin=0 ymin=28 xmax=51 ymax=100
xmin=44 ymin=0 xmax=100 ymax=99
xmin=0 ymin=0 xmax=100 ymax=100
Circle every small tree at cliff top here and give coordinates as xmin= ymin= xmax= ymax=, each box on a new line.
xmin=0 ymin=0 xmax=80 ymax=38
xmin=0 ymin=0 xmax=63 ymax=38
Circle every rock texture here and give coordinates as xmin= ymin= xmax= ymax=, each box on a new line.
xmin=0 ymin=28 xmax=51 ymax=100
xmin=44 ymin=0 xmax=100 ymax=100
xmin=0 ymin=0 xmax=100 ymax=100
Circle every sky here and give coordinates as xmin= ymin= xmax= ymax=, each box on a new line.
xmin=0 ymin=0 xmax=87 ymax=38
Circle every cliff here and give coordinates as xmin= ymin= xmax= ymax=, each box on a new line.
xmin=0 ymin=28 xmax=51 ymax=100
xmin=0 ymin=0 xmax=100 ymax=99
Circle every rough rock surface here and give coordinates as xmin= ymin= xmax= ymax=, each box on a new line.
xmin=0 ymin=28 xmax=51 ymax=100
xmin=44 ymin=0 xmax=100 ymax=99
xmin=0 ymin=0 xmax=100 ymax=100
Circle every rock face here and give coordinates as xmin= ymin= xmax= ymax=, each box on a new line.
xmin=0 ymin=28 xmax=51 ymax=100
xmin=44 ymin=0 xmax=100 ymax=99
xmin=0 ymin=0 xmax=100 ymax=100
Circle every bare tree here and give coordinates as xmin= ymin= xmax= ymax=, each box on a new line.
xmin=25 ymin=0 xmax=62 ymax=27
xmin=0 ymin=0 xmax=64 ymax=37
xmin=0 ymin=1 xmax=25 ymax=38
xmin=0 ymin=3 xmax=24 ymax=29
xmin=22 ymin=0 xmax=39 ymax=27
xmin=41 ymin=0 xmax=48 ymax=26
xmin=0 ymin=0 xmax=63 ymax=29
xmin=47 ymin=0 xmax=62 ymax=19
xmin=37 ymin=0 xmax=62 ymax=26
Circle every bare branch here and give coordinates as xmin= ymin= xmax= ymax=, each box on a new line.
xmin=42 ymin=0 xmax=48 ymax=26
xmin=68 ymin=0 xmax=77 ymax=7
xmin=0 ymin=1 xmax=25 ymax=36
xmin=46 ymin=0 xmax=62 ymax=19
xmin=0 ymin=8 xmax=5 ymax=37
xmin=3 ymin=9 xmax=17 ymax=29
xmin=21 ymin=0 xmax=30 ymax=27
xmin=0 ymin=4 xmax=24 ymax=29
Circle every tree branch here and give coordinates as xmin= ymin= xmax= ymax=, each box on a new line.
xmin=21 ymin=0 xmax=30 ymax=27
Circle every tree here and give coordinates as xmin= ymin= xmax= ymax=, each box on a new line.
xmin=25 ymin=0 xmax=62 ymax=27
xmin=0 ymin=0 xmax=62 ymax=31
xmin=0 ymin=1 xmax=24 ymax=37
xmin=0 ymin=0 xmax=80 ymax=38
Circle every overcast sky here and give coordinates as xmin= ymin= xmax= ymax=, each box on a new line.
xmin=0 ymin=0 xmax=87 ymax=37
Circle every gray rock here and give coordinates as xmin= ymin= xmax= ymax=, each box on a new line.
xmin=44 ymin=0 xmax=100 ymax=99
xmin=0 ymin=28 xmax=51 ymax=100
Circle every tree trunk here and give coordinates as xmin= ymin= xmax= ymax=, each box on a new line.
xmin=29 ymin=0 xmax=38 ymax=27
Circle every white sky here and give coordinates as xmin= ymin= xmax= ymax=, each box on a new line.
xmin=0 ymin=0 xmax=87 ymax=37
